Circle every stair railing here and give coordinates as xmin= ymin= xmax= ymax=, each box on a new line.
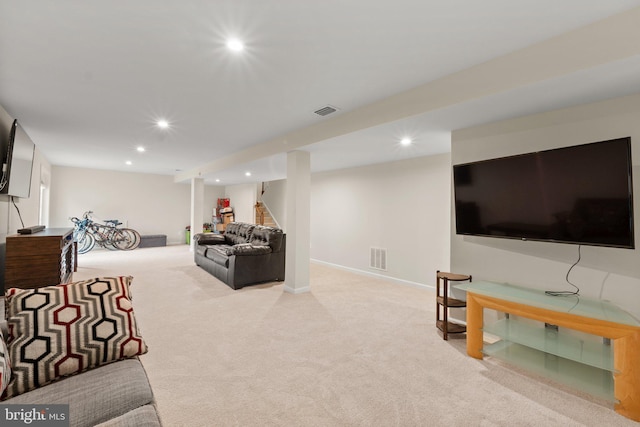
xmin=255 ymin=202 xmax=265 ymax=225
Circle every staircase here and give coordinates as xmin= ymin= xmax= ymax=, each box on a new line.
xmin=255 ymin=202 xmax=277 ymax=227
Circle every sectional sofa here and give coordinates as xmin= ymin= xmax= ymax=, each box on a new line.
xmin=0 ymin=276 xmax=161 ymax=426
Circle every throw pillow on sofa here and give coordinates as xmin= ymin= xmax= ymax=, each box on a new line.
xmin=2 ymin=276 xmax=148 ymax=399
xmin=0 ymin=329 xmax=10 ymax=395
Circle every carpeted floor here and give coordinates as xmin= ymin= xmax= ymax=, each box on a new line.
xmin=73 ymin=245 xmax=637 ymax=427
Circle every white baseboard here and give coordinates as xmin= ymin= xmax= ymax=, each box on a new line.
xmin=311 ymin=259 xmax=435 ymax=291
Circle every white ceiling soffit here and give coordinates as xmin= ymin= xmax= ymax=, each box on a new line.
xmin=1 ymin=1 xmax=640 ymax=186
xmin=178 ymin=6 xmax=640 ymax=184
xmin=209 ymin=52 xmax=640 ymax=185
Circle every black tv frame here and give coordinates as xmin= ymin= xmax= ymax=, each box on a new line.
xmin=453 ymin=137 xmax=635 ymax=249
xmin=1 ymin=119 xmax=35 ymax=199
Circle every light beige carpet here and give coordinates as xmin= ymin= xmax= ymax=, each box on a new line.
xmin=73 ymin=245 xmax=637 ymax=427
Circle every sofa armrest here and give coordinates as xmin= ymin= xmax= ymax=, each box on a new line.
xmin=194 ymin=233 xmax=226 ymax=245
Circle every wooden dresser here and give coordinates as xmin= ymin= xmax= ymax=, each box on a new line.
xmin=5 ymin=228 xmax=75 ymax=289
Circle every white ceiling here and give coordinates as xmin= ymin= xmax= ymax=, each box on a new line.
xmin=2 ymin=1 xmax=640 ymax=186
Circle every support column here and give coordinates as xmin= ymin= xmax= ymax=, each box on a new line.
xmin=284 ymin=150 xmax=310 ymax=294
xmin=190 ymin=177 xmax=204 ymax=252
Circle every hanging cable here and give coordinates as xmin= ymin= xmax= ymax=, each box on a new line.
xmin=0 ymin=162 xmax=8 ymax=191
xmin=11 ymin=196 xmax=25 ymax=229
xmin=545 ymin=245 xmax=581 ymax=296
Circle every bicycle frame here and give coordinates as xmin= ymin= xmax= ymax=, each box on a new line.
xmin=70 ymin=211 xmax=141 ymax=252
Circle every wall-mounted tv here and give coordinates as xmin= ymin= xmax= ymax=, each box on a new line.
xmin=0 ymin=119 xmax=35 ymax=198
xmin=453 ymin=137 xmax=634 ymax=249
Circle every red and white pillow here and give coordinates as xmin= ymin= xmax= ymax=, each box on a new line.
xmin=2 ymin=276 xmax=147 ymax=399
xmin=0 ymin=329 xmax=11 ymax=395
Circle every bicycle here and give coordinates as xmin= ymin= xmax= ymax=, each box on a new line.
xmin=71 ymin=211 xmax=141 ymax=253
xmin=70 ymin=213 xmax=95 ymax=254
xmin=96 ymin=219 xmax=141 ymax=251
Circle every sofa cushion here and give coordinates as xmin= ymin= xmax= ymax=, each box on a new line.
xmin=222 ymin=222 xmax=240 ymax=238
xmin=236 ymin=223 xmax=255 ymax=243
xmin=0 ymin=329 xmax=10 ymax=395
xmin=2 ymin=276 xmax=148 ymax=399
xmin=95 ymin=404 xmax=162 ymax=427
xmin=6 ymin=358 xmax=156 ymax=427
xmin=224 ymin=222 xmax=255 ymax=245
xmin=249 ymin=225 xmax=284 ymax=251
xmin=231 ymin=243 xmax=272 ymax=256
xmin=204 ymin=245 xmax=233 ymax=267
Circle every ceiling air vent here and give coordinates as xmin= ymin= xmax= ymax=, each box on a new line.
xmin=314 ymin=105 xmax=339 ymax=116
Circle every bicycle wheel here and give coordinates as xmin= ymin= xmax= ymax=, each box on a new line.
xmin=77 ymin=231 xmax=96 ymax=254
xmin=104 ymin=238 xmax=119 ymax=250
xmin=105 ymin=229 xmax=123 ymax=250
xmin=112 ymin=228 xmax=141 ymax=250
xmin=125 ymin=228 xmax=142 ymax=250
xmin=109 ymin=229 xmax=128 ymax=250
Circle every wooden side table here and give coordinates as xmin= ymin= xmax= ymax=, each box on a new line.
xmin=436 ymin=270 xmax=472 ymax=340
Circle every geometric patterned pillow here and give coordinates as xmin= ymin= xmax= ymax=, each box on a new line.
xmin=0 ymin=328 xmax=11 ymax=395
xmin=1 ymin=276 xmax=147 ymax=399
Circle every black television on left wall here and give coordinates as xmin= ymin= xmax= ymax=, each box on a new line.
xmin=0 ymin=119 xmax=35 ymax=198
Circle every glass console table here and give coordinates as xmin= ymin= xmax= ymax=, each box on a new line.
xmin=458 ymin=281 xmax=640 ymax=422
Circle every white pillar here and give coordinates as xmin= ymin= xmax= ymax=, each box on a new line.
xmin=190 ymin=177 xmax=204 ymax=251
xmin=284 ymin=150 xmax=311 ymax=294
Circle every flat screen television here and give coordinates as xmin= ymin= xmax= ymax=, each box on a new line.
xmin=0 ymin=119 xmax=35 ymax=198
xmin=453 ymin=137 xmax=634 ymax=249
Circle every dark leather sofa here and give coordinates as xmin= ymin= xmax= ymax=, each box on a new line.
xmin=193 ymin=222 xmax=286 ymax=290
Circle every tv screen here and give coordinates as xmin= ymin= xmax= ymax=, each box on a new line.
xmin=1 ymin=119 xmax=35 ymax=198
xmin=453 ymin=137 xmax=634 ymax=249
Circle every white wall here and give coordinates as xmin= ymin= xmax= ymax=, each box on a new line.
xmin=310 ymin=153 xmax=451 ymax=288
xmin=50 ymin=166 xmax=224 ymax=245
xmin=261 ymin=179 xmax=286 ymax=229
xmin=225 ymin=183 xmax=258 ymax=223
xmin=451 ymin=93 xmax=640 ymax=319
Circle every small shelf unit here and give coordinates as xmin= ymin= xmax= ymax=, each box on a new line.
xmin=435 ymin=271 xmax=471 ymax=340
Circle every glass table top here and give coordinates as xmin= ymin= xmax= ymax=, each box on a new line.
xmin=457 ymin=281 xmax=640 ymax=327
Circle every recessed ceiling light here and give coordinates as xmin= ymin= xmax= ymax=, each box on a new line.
xmin=137 ymin=146 xmax=145 ymax=153
xmin=157 ymin=120 xmax=169 ymax=129
xmin=245 ymin=171 xmax=251 ymax=177
xmin=215 ymin=179 xmax=220 ymax=183
xmin=226 ymin=38 xmax=245 ymax=52
xmin=125 ymin=160 xmax=132 ymax=166
xmin=401 ymin=137 xmax=412 ymax=146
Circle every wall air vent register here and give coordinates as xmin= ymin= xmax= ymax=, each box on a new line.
xmin=370 ymin=247 xmax=387 ymax=271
